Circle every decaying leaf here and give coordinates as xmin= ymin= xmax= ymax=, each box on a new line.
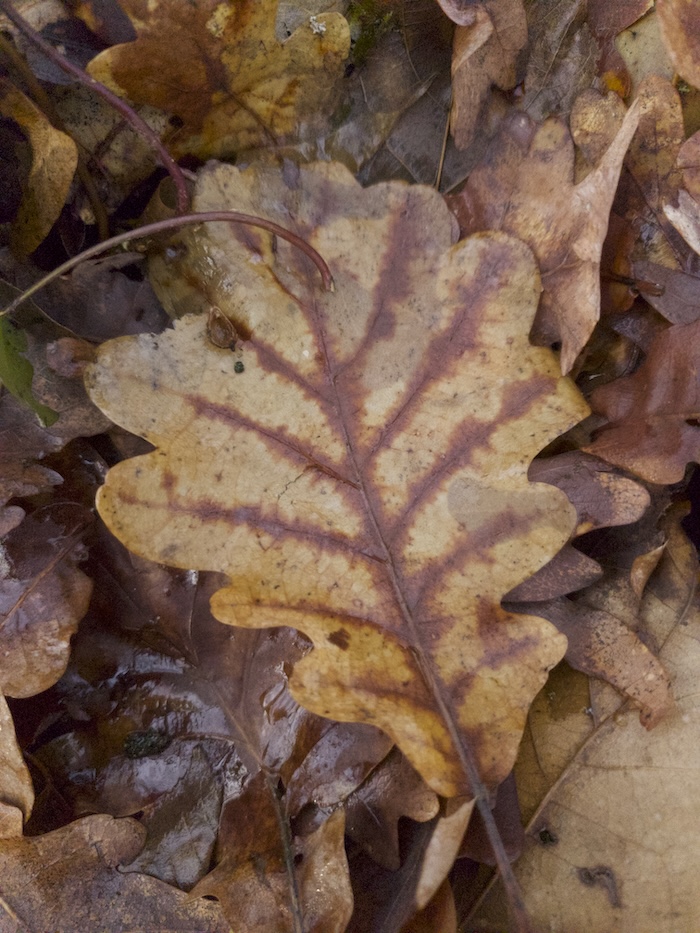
xmin=585 ymin=318 xmax=700 ymax=483
xmin=0 ymin=78 xmax=78 ymax=256
xmin=85 ymin=160 xmax=588 ymax=801
xmin=0 ymin=692 xmax=34 ymax=821
xmin=86 ymin=0 xmax=351 ymax=159
xmin=449 ymin=95 xmax=640 ymax=372
xmin=450 ymin=0 xmax=527 ymax=150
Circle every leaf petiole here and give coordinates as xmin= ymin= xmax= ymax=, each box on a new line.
xmin=0 ymin=211 xmax=335 ymax=320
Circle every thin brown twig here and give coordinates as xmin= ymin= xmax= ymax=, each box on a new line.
xmin=0 ymin=210 xmax=334 ymax=318
xmin=0 ymin=0 xmax=190 ymax=213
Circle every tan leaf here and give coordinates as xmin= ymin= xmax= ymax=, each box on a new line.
xmin=0 ymin=78 xmax=78 ymax=256
xmin=657 ymin=0 xmax=700 ymax=89
xmin=450 ymin=0 xmax=527 ymax=150
xmin=85 ymin=161 xmax=588 ymax=799
xmin=471 ymin=519 xmax=700 ymax=932
xmin=86 ymin=0 xmax=350 ymax=159
xmin=449 ymin=97 xmax=640 ymax=372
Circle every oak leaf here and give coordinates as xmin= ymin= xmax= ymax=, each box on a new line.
xmin=86 ymin=0 xmax=350 ymax=159
xmin=449 ymin=97 xmax=640 ymax=372
xmin=85 ymin=161 xmax=589 ymax=799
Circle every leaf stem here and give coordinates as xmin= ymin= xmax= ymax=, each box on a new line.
xmin=0 ymin=0 xmax=190 ymax=213
xmin=0 ymin=211 xmax=334 ymax=318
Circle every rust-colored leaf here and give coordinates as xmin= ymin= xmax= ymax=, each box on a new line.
xmin=86 ymin=0 xmax=350 ymax=159
xmin=85 ymin=161 xmax=589 ymax=802
xmin=449 ymin=97 xmax=640 ymax=372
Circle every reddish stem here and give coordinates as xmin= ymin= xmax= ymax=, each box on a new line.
xmin=1 ymin=210 xmax=334 ymax=318
xmin=0 ymin=0 xmax=190 ymax=213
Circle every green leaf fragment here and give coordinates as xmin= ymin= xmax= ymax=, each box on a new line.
xmin=0 ymin=317 xmax=58 ymax=426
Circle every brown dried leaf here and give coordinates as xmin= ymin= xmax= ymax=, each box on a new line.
xmin=0 ymin=509 xmax=92 ymax=698
xmin=345 ymin=748 xmax=439 ymax=871
xmin=85 ymin=160 xmax=589 ymax=799
xmin=0 ymin=814 xmax=230 ymax=932
xmin=657 ymin=0 xmax=700 ymax=89
xmin=529 ymin=597 xmax=673 ymax=728
xmin=86 ymin=0 xmax=350 ymax=159
xmin=0 ymin=78 xmax=77 ymax=256
xmin=450 ymin=99 xmax=639 ymax=372
xmin=585 ymin=319 xmax=700 ymax=483
xmin=450 ymin=0 xmax=527 ymax=149
xmin=0 ymin=692 xmax=33 ymax=822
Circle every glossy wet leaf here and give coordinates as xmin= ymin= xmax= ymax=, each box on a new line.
xmin=86 ymin=160 xmax=588 ymax=799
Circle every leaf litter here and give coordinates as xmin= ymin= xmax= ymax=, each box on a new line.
xmin=1 ymin=0 xmax=700 ymax=930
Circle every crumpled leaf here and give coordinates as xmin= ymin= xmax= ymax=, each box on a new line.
xmin=449 ymin=96 xmax=640 ymax=372
xmin=657 ymin=0 xmax=700 ymax=89
xmin=471 ymin=517 xmax=700 ymax=933
xmin=585 ymin=318 xmax=700 ymax=483
xmin=0 ymin=508 xmax=92 ymax=698
xmin=0 ymin=813 xmax=230 ymax=932
xmin=0 ymin=78 xmax=78 ymax=256
xmin=86 ymin=0 xmax=350 ymax=159
xmin=85 ymin=160 xmax=589 ymax=799
xmin=450 ymin=0 xmax=527 ymax=150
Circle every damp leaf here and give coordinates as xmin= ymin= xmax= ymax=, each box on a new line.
xmin=85 ymin=161 xmax=588 ymax=800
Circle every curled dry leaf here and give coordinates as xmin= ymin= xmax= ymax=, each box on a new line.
xmin=86 ymin=0 xmax=350 ymax=159
xmin=0 ymin=509 xmax=92 ymax=698
xmin=85 ymin=161 xmax=588 ymax=800
xmin=585 ymin=318 xmax=700 ymax=483
xmin=0 ymin=78 xmax=78 ymax=255
xmin=449 ymin=97 xmax=640 ymax=372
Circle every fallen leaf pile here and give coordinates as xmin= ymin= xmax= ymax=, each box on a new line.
xmin=2 ymin=1 xmax=700 ymax=930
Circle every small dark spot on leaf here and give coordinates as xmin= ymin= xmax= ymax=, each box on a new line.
xmin=327 ymin=627 xmax=350 ymax=649
xmin=686 ymin=418 xmax=700 ymax=428
xmin=538 ymin=827 xmax=558 ymax=846
xmin=234 ymin=361 xmax=245 ymax=374
xmin=577 ymin=865 xmax=621 ymax=908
